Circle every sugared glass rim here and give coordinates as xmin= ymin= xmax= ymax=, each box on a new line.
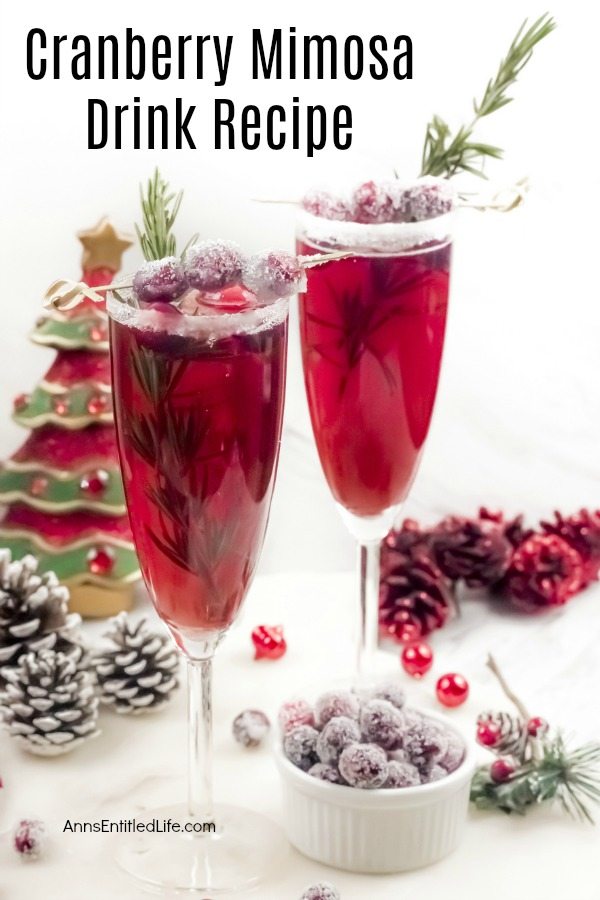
xmin=107 ymin=282 xmax=289 ymax=338
xmin=297 ymin=208 xmax=454 ymax=255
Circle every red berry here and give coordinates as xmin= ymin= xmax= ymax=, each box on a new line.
xmin=80 ymin=469 xmax=109 ymax=497
xmin=89 ymin=323 xmax=107 ymax=343
xmin=476 ymin=722 xmax=501 ymax=747
xmin=53 ymin=397 xmax=70 ymax=416
xmin=351 ymin=180 xmax=394 ymax=224
xmin=13 ymin=393 xmax=30 ymax=412
xmin=87 ymin=547 xmax=115 ymax=576
xmin=490 ymin=758 xmax=515 ymax=783
xmin=29 ymin=476 xmax=49 ymax=498
xmin=527 ymin=716 xmax=549 ymax=737
xmin=278 ymin=699 xmax=315 ymax=733
xmin=242 ymin=251 xmax=305 ymax=303
xmin=184 ymin=240 xmax=244 ymax=292
xmin=401 ymin=642 xmax=433 ymax=679
xmin=251 ymin=624 xmax=287 ymax=660
xmin=87 ymin=394 xmax=109 ymax=416
xmin=436 ymin=673 xmax=469 ymax=708
xmin=301 ymin=189 xmax=351 ymax=221
xmin=133 ymin=257 xmax=189 ymax=304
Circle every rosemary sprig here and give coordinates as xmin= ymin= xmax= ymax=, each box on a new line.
xmin=135 ymin=168 xmax=183 ymax=261
xmin=421 ymin=13 xmax=556 ymax=179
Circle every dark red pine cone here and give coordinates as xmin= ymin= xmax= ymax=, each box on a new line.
xmin=380 ymin=518 xmax=430 ymax=579
xmin=478 ymin=507 xmax=534 ymax=548
xmin=379 ymin=551 xmax=454 ymax=643
xmin=430 ymin=515 xmax=512 ymax=588
xmin=540 ymin=509 xmax=600 ymax=587
xmin=505 ymin=533 xmax=584 ymax=611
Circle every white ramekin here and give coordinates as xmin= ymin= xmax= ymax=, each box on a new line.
xmin=274 ymin=711 xmax=475 ymax=874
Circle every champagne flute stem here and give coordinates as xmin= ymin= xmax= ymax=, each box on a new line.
xmin=187 ymin=656 xmax=214 ymax=822
xmin=357 ymin=540 xmax=380 ymax=676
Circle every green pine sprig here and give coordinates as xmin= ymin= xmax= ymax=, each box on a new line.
xmin=421 ymin=13 xmax=556 ymax=179
xmin=135 ymin=168 xmax=183 ymax=261
xmin=471 ymin=735 xmax=600 ymax=823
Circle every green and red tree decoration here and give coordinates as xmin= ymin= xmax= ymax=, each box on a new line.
xmin=0 ymin=220 xmax=140 ymax=617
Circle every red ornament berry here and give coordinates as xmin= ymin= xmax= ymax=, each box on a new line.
xmin=29 ymin=476 xmax=49 ymax=498
xmin=80 ymin=469 xmax=108 ymax=497
xmin=87 ymin=546 xmax=115 ymax=576
xmin=401 ymin=642 xmax=434 ymax=679
xmin=490 ymin=758 xmax=515 ymax=783
xmin=527 ymin=716 xmax=549 ymax=737
xmin=53 ymin=396 xmax=70 ymax=416
xmin=87 ymin=393 xmax=109 ymax=416
xmin=436 ymin=673 xmax=469 ymax=708
xmin=89 ymin=323 xmax=108 ymax=343
xmin=506 ymin=533 xmax=584 ymax=611
xmin=13 ymin=393 xmax=30 ymax=412
xmin=476 ymin=722 xmax=501 ymax=747
xmin=251 ymin=624 xmax=287 ymax=660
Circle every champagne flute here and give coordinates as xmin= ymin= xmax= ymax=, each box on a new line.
xmin=108 ymin=280 xmax=289 ymax=894
xmin=297 ymin=180 xmax=453 ymax=675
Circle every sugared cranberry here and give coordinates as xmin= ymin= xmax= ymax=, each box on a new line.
xmin=402 ymin=179 xmax=454 ymax=222
xmin=351 ymin=180 xmax=394 ymax=223
xmin=301 ymin=189 xmax=351 ymax=221
xmin=242 ymin=251 xmax=305 ymax=302
xmin=133 ymin=257 xmax=189 ymax=304
xmin=184 ymin=240 xmax=245 ymax=292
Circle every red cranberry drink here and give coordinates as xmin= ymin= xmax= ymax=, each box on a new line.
xmin=297 ymin=178 xmax=454 ymax=672
xmin=109 ymin=242 xmax=294 ymax=643
xmin=298 ymin=178 xmax=452 ymax=519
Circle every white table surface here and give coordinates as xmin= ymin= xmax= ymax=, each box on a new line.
xmin=2 ymin=567 xmax=600 ymax=900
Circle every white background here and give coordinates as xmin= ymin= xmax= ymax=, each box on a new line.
xmin=1 ymin=1 xmax=600 ymax=897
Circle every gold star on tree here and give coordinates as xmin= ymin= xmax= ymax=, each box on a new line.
xmin=77 ymin=218 xmax=134 ymax=273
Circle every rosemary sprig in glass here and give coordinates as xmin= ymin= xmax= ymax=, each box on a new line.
xmin=421 ymin=13 xmax=556 ymax=179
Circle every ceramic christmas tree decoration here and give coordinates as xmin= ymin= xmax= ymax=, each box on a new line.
xmin=0 ymin=220 xmax=140 ymax=617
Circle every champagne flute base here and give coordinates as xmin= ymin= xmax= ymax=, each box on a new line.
xmin=115 ymin=802 xmax=288 ymax=895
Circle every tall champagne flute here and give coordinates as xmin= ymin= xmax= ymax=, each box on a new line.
xmin=297 ymin=187 xmax=452 ymax=675
xmin=108 ymin=286 xmax=288 ymax=894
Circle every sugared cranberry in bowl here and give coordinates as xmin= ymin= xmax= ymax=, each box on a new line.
xmin=274 ymin=680 xmax=475 ymax=873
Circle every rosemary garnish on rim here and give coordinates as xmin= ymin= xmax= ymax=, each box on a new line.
xmin=421 ymin=14 xmax=556 ymax=179
xmin=136 ymin=168 xmax=183 ymax=261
